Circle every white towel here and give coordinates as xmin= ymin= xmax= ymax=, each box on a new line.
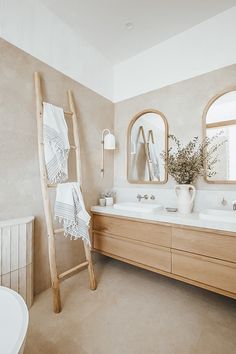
xmin=148 ymin=142 xmax=160 ymax=181
xmin=43 ymin=102 xmax=70 ymax=183
xmin=54 ymin=182 xmax=91 ymax=246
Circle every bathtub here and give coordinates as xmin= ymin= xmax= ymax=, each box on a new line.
xmin=0 ymin=286 xmax=29 ymax=354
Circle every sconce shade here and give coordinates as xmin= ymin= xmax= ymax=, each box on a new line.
xmin=104 ymin=133 xmax=116 ymax=150
xmin=101 ymin=129 xmax=116 ymax=178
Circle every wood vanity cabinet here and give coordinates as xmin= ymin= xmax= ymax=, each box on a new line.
xmin=92 ymin=213 xmax=236 ymax=299
xmin=92 ymin=214 xmax=171 ymax=272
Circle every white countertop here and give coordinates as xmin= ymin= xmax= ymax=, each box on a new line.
xmin=91 ymin=206 xmax=236 ymax=234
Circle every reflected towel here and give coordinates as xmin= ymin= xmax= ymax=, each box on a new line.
xmin=132 ymin=142 xmax=146 ymax=180
xmin=54 ymin=182 xmax=91 ymax=246
xmin=43 ymin=102 xmax=70 ymax=183
xmin=148 ymin=142 xmax=160 ymax=181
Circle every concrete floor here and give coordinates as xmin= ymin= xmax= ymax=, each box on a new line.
xmin=25 ymin=257 xmax=236 ymax=354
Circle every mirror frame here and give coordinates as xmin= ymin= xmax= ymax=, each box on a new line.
xmin=127 ymin=109 xmax=168 ymax=184
xmin=202 ymin=87 xmax=236 ymax=184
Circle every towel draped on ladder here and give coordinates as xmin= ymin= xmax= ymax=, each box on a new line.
xmin=43 ymin=102 xmax=91 ymax=245
xmin=54 ymin=183 xmax=91 ymax=246
xmin=43 ymin=102 xmax=70 ymax=184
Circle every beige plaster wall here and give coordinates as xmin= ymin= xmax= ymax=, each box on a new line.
xmin=0 ymin=38 xmax=114 ymax=294
xmin=114 ymin=64 xmax=236 ymax=191
xmin=1 ymin=36 xmax=236 ymax=295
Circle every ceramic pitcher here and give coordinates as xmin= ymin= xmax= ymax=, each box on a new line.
xmin=174 ymin=184 xmax=196 ymax=214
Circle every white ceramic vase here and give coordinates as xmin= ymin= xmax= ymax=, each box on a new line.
xmin=174 ymin=184 xmax=196 ymax=214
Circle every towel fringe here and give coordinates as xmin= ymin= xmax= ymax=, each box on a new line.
xmin=55 ymin=215 xmax=91 ymax=246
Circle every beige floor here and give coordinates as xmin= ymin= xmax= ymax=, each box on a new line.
xmin=25 ymin=257 xmax=236 ymax=354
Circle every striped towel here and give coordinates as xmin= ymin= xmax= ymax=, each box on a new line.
xmin=43 ymin=102 xmax=70 ymax=183
xmin=147 ymin=141 xmax=160 ymax=181
xmin=54 ymin=182 xmax=91 ymax=246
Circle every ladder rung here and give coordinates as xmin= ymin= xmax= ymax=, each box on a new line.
xmin=47 ymin=183 xmax=57 ymax=188
xmin=40 ymin=142 xmax=76 ymax=149
xmin=58 ymin=261 xmax=89 ymax=280
xmin=40 ymin=110 xmax=73 ymax=117
xmin=64 ymin=110 xmax=73 ymax=116
xmin=54 ymin=228 xmax=64 ymax=234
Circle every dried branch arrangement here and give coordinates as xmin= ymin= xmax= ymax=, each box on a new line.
xmin=161 ymin=134 xmax=226 ymax=184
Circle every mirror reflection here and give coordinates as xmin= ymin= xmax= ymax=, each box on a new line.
xmin=204 ymin=90 xmax=236 ymax=183
xmin=127 ymin=110 xmax=168 ymax=184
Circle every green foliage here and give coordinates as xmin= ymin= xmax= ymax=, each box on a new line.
xmin=161 ymin=134 xmax=226 ymax=184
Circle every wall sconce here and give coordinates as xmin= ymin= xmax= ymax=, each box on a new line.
xmin=101 ymin=129 xmax=116 ymax=178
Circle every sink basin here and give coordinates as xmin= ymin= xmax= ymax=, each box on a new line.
xmin=199 ymin=209 xmax=236 ymax=223
xmin=113 ymin=202 xmax=163 ymax=213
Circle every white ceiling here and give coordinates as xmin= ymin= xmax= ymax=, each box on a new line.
xmin=41 ymin=0 xmax=236 ymax=64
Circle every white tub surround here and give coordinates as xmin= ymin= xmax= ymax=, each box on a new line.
xmin=0 ymin=286 xmax=29 ymax=354
xmin=91 ymin=206 xmax=236 ymax=234
xmin=0 ymin=216 xmax=34 ymax=307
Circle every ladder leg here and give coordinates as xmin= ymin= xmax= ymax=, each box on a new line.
xmin=83 ymin=243 xmax=97 ymax=290
xmin=35 ymin=72 xmax=62 ymax=313
xmin=52 ymin=287 xmax=61 ymax=313
xmin=48 ymin=234 xmax=62 ymax=313
xmin=68 ymin=89 xmax=97 ymax=291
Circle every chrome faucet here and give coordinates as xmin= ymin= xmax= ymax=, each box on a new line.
xmin=221 ymin=197 xmax=227 ymax=206
xmin=137 ymin=194 xmax=148 ymax=202
xmin=233 ymin=201 xmax=236 ymax=211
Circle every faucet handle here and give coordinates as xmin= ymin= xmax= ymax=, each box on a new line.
xmin=221 ymin=198 xmax=227 ymax=206
xmin=136 ymin=194 xmax=148 ymax=202
xmin=232 ymin=200 xmax=236 ymax=210
xmin=137 ymin=194 xmax=142 ymax=202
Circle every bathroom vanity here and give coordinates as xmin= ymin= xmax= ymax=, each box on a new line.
xmin=91 ymin=206 xmax=236 ymax=299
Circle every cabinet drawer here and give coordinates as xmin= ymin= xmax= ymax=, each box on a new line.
xmin=93 ymin=215 xmax=171 ymax=247
xmin=172 ymin=228 xmax=236 ymax=263
xmin=172 ymin=250 xmax=236 ymax=294
xmin=93 ymin=232 xmax=171 ymax=273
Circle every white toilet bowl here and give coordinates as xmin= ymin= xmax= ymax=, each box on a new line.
xmin=0 ymin=286 xmax=29 ymax=354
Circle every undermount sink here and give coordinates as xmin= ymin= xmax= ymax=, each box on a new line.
xmin=113 ymin=202 xmax=163 ymax=213
xmin=199 ymin=209 xmax=236 ymax=223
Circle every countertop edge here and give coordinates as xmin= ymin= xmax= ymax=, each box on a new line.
xmin=91 ymin=206 xmax=236 ymax=236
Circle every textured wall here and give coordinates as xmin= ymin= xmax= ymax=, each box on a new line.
xmin=114 ymin=64 xmax=236 ymax=191
xmin=0 ymin=38 xmax=114 ymax=294
xmin=0 ymin=0 xmax=113 ymax=100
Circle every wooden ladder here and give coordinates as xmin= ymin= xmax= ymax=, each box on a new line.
xmin=34 ymin=72 xmax=96 ymax=313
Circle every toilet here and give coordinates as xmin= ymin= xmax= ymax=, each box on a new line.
xmin=0 ymin=286 xmax=29 ymax=354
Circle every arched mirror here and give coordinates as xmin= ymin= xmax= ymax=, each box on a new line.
xmin=203 ymin=89 xmax=236 ymax=183
xmin=127 ymin=109 xmax=168 ymax=184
